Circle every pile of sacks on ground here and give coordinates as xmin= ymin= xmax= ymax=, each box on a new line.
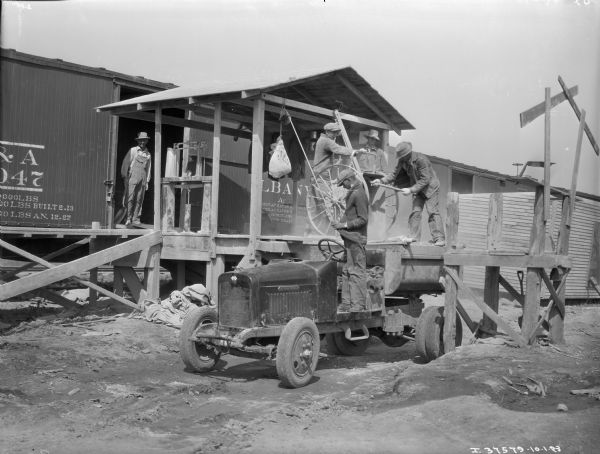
xmin=142 ymin=284 xmax=212 ymax=328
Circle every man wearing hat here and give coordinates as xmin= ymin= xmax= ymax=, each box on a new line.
xmin=121 ymin=132 xmax=152 ymax=225
xmin=312 ymin=122 xmax=353 ymax=174
xmin=372 ymin=142 xmax=445 ymax=246
xmin=332 ymin=168 xmax=369 ymax=312
xmin=358 ymin=129 xmax=387 ymax=173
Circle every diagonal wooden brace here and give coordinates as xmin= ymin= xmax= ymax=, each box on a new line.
xmin=444 ymin=266 xmax=528 ymax=347
xmin=558 ymin=76 xmax=599 ymax=156
xmin=498 ymin=273 xmax=524 ymax=306
xmin=0 ymin=233 xmax=161 ymax=307
xmin=0 ymin=237 xmax=91 ymax=282
xmin=540 ymin=268 xmax=566 ymax=318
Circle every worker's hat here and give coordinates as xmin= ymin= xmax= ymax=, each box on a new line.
xmin=365 ymin=129 xmax=380 ymax=141
xmin=324 ymin=122 xmax=341 ymax=132
xmin=337 ymin=168 xmax=356 ymax=186
xmin=136 ymin=132 xmax=151 ymax=141
xmin=395 ymin=141 xmax=413 ymax=159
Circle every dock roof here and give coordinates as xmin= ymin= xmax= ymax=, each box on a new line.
xmin=96 ymin=66 xmax=414 ymax=132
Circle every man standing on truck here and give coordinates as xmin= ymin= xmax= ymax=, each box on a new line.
xmin=332 ymin=168 xmax=369 ymax=313
xmin=121 ymin=132 xmax=152 ymax=226
xmin=312 ymin=122 xmax=353 ymax=175
xmin=372 ymin=142 xmax=445 ymax=246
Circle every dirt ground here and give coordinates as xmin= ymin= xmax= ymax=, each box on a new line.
xmin=1 ymin=295 xmax=599 ymax=454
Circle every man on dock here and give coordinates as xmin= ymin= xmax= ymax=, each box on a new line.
xmin=312 ymin=122 xmax=353 ymax=175
xmin=333 ymin=168 xmax=369 ymax=313
xmin=121 ymin=132 xmax=152 ymax=226
xmin=372 ymin=142 xmax=445 ymax=246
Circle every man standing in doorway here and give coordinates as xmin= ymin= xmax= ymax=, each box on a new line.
xmin=121 ymin=132 xmax=152 ymax=226
xmin=372 ymin=142 xmax=445 ymax=246
xmin=333 ymin=168 xmax=369 ymax=313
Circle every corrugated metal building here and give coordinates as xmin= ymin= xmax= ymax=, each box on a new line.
xmin=0 ymin=48 xmax=182 ymax=229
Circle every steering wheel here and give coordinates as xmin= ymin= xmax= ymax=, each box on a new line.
xmin=317 ymin=238 xmax=346 ymax=262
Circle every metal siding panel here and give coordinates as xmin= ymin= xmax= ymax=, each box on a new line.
xmin=1 ymin=60 xmax=113 ymax=227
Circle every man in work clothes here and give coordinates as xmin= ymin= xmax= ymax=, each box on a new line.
xmin=357 ymin=129 xmax=387 ymax=173
xmin=372 ymin=142 xmax=446 ymax=246
xmin=333 ymin=168 xmax=369 ymax=313
xmin=312 ymin=122 xmax=353 ymax=175
xmin=121 ymin=132 xmax=152 ymax=225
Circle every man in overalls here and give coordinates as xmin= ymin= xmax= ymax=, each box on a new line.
xmin=332 ymin=168 xmax=369 ymax=313
xmin=122 ymin=132 xmax=152 ymax=226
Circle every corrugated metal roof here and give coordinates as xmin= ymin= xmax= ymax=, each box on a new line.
xmin=96 ymin=66 xmax=414 ymax=131
xmin=1 ymin=48 xmax=177 ymax=91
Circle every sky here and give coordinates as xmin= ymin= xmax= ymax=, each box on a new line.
xmin=2 ymin=0 xmax=599 ymax=195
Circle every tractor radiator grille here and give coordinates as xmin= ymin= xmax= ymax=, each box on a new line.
xmin=219 ymin=283 xmax=251 ymax=327
xmin=267 ymin=290 xmax=313 ymax=319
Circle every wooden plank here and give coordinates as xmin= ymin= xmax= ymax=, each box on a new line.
xmin=499 ymin=273 xmax=524 ymax=306
xmin=522 ymin=186 xmax=545 ymax=341
xmin=481 ymin=267 xmax=500 ymax=335
xmin=558 ymin=76 xmax=600 ymax=156
xmin=26 ymin=288 xmax=80 ymax=310
xmin=0 ymin=233 xmax=160 ymax=300
xmin=210 ymin=102 xmax=222 ymax=254
xmin=487 ymin=193 xmax=503 ymax=250
xmin=544 ymin=87 xmax=552 ymax=222
xmin=336 ymin=73 xmax=401 ymax=135
xmin=519 ymin=85 xmax=578 ymax=128
xmin=206 ymin=254 xmax=225 ymax=302
xmin=146 ymin=244 xmax=161 ymax=302
xmin=118 ymin=266 xmax=146 ymax=305
xmin=248 ymin=98 xmax=265 ymax=262
xmin=154 ymin=107 xmax=162 ymax=231
xmin=444 ymin=266 xmax=527 ymax=347
xmin=113 ymin=266 xmax=124 ymax=296
xmin=443 ymin=192 xmax=460 ymax=353
xmin=260 ymin=93 xmax=393 ymax=130
xmin=107 ymin=83 xmax=121 ymax=228
xmin=540 ymin=269 xmax=565 ymax=317
xmin=587 ymin=222 xmax=600 ymax=293
xmin=456 ymin=296 xmax=479 ymax=334
xmin=443 ymin=252 xmax=571 ymax=268
xmin=200 ymin=183 xmax=212 ymax=235
xmin=548 ymin=111 xmax=586 ymax=342
xmin=89 ymin=223 xmax=100 ymax=306
xmin=0 ymin=237 xmax=90 ymax=281
xmin=568 ymin=110 xmax=586 ymax=225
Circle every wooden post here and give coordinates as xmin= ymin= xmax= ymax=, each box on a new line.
xmin=549 ymin=109 xmax=586 ymax=343
xmin=206 ymin=254 xmax=225 ymax=302
xmin=481 ymin=193 xmax=503 ymax=335
xmin=248 ymin=98 xmax=265 ymax=262
xmin=208 ymin=102 xmax=222 ymax=242
xmin=148 ymin=107 xmax=163 ymax=302
xmin=161 ymin=147 xmax=177 ymax=231
xmin=179 ymin=111 xmax=193 ymax=228
xmin=113 ymin=266 xmax=124 ymax=297
xmin=543 ymin=87 xmax=551 ymax=221
xmin=443 ymin=192 xmax=459 ymax=353
xmin=89 ymin=221 xmax=101 ymax=305
xmin=153 ymin=107 xmax=162 ymax=232
xmin=106 ymin=83 xmax=121 ymax=228
xmin=176 ymin=261 xmax=186 ymax=289
xmin=521 ymin=186 xmax=545 ymax=342
xmin=145 ymin=244 xmax=161 ymax=302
